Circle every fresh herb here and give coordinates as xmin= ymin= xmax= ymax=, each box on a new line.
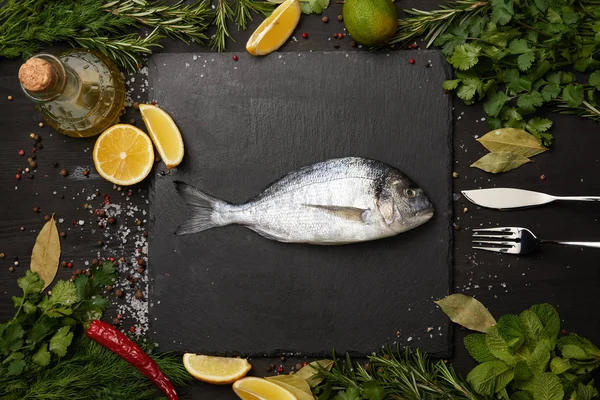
xmin=30 ymin=215 xmax=61 ymax=291
xmin=392 ymin=0 xmax=600 ymax=146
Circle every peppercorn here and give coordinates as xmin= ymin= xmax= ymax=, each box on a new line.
xmin=301 ymin=32 xmax=308 ymax=39
xmin=20 ymin=226 xmax=25 ymax=231
xmin=60 ymin=231 xmax=66 ymax=238
xmin=266 ymin=365 xmax=273 ymax=372
xmin=333 ymin=33 xmax=338 ymax=38
xmin=32 ymin=148 xmax=37 ymax=153
xmin=25 ymin=167 xmax=30 ymax=173
xmin=113 ymin=317 xmax=121 ymax=325
xmin=14 ymin=261 xmax=19 ymax=266
xmin=384 ymin=354 xmax=391 ymax=360
xmin=321 ymin=16 xmax=328 ymax=22
xmin=540 ymin=174 xmax=546 ymax=180
xmin=119 ymin=257 xmax=126 ymax=264
xmin=137 ymin=266 xmax=145 ymax=275
xmin=38 ymin=122 xmax=44 ymax=128
xmin=33 ymin=206 xmax=40 ymax=213
xmin=97 ymin=239 xmax=104 ymax=246
xmin=409 ymin=58 xmax=415 ymax=64
xmin=91 ymin=258 xmax=99 ymax=265
xmin=98 ymin=210 xmax=106 ymax=217
xmin=107 ymin=216 xmax=116 ymax=225
xmin=29 ymin=161 xmax=37 ymax=168
xmin=135 ymin=219 xmax=142 ymax=226
xmin=7 ymin=95 xmax=13 ymax=101
xmin=60 ymin=168 xmax=68 ymax=177
xmin=277 ymin=365 xmax=284 ymax=373
xmin=83 ymin=169 xmax=89 ymax=177
xmin=137 ymin=258 xmax=145 ymax=267
xmin=61 ymin=261 xmax=68 ymax=268
xmin=463 ymin=207 xmax=468 ymax=213
xmin=108 ymin=257 xmax=115 ymax=262
xmin=18 ymin=149 xmax=25 ymax=156
xmin=75 ymin=268 xmax=83 ymax=275
xmin=452 ymin=171 xmax=459 ymax=178
xmin=454 ymin=224 xmax=462 ymax=231
xmin=129 ymin=118 xmax=135 ymax=124
xmin=295 ymin=363 xmax=303 ymax=370
xmin=133 ymin=102 xmax=140 ymax=110
xmin=233 ymin=55 xmax=239 ymax=61
xmin=270 ymin=363 xmax=275 ymax=369
xmin=115 ymin=289 xmax=124 ymax=298
xmin=336 ymin=33 xmax=343 ymax=39
xmin=0 ymin=253 xmax=4 ymax=258
xmin=337 ymin=14 xmax=343 ymax=21
xmin=67 ymin=262 xmax=73 ymax=268
xmin=15 ymin=174 xmax=21 ymax=180
xmin=33 ymin=134 xmax=40 ymax=141
xmin=135 ymin=290 xmax=144 ymax=300
xmin=363 ymin=362 xmax=371 ymax=371
xmin=117 ymin=314 xmax=123 ymax=319
xmin=106 ymin=285 xmax=113 ymax=292
xmin=280 ymin=355 xmax=286 ymax=361
xmin=52 ymin=161 xmax=59 ymax=168
xmin=131 ymin=277 xmax=139 ymax=284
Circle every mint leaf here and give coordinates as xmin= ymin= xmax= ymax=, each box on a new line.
xmin=48 ymin=280 xmax=77 ymax=307
xmin=514 ymin=361 xmax=533 ymax=381
xmin=334 ymin=387 xmax=360 ymax=400
xmin=558 ymin=333 xmax=600 ymax=360
xmin=519 ymin=310 xmax=544 ymax=347
xmin=497 ymin=314 xmax=525 ymax=350
xmin=590 ymin=71 xmax=600 ymax=90
xmin=0 ymin=322 xmax=24 ymax=356
xmin=575 ymin=382 xmax=599 ymax=400
xmin=486 ymin=325 xmax=519 ymax=365
xmin=467 ymin=360 xmax=511 ymax=396
xmin=465 ymin=333 xmax=498 ymax=363
xmin=562 ymin=84 xmax=585 ymax=107
xmin=533 ymin=373 xmax=563 ymax=400
xmin=443 ymin=79 xmax=461 ymax=91
xmin=511 ymin=391 xmax=533 ymax=400
xmin=361 ymin=381 xmax=385 ymax=400
xmin=527 ymin=339 xmax=552 ymax=374
xmin=518 ymin=52 xmax=535 ymax=71
xmin=449 ymin=44 xmax=482 ymax=70
xmin=491 ymin=0 xmax=514 ymax=25
xmin=541 ymin=84 xmax=561 ymax=101
xmin=32 ymin=343 xmax=51 ymax=366
xmin=530 ymin=304 xmax=560 ymax=344
xmin=18 ymin=270 xmax=44 ymax=297
xmin=549 ymin=357 xmax=570 ymax=375
xmin=49 ymin=326 xmax=73 ymax=357
xmin=484 ymin=91 xmax=509 ymax=117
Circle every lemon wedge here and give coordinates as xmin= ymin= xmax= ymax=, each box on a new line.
xmin=93 ymin=124 xmax=154 ymax=186
xmin=183 ymin=354 xmax=252 ymax=385
xmin=233 ymin=377 xmax=298 ymax=400
xmin=246 ymin=0 xmax=301 ymax=56
xmin=138 ymin=103 xmax=184 ymax=169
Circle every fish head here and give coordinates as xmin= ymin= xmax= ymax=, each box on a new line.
xmin=377 ymin=176 xmax=434 ymax=233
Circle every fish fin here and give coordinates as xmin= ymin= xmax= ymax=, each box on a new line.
xmin=304 ymin=204 xmax=369 ymax=222
xmin=174 ymin=181 xmax=228 ymax=235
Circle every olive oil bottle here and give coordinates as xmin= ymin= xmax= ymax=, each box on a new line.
xmin=18 ymin=50 xmax=125 ymax=138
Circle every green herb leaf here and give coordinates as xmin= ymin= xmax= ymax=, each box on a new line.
xmin=549 ymin=357 xmax=570 ymax=375
xmin=530 ymin=304 xmax=560 ymax=345
xmin=435 ymin=294 xmax=496 ymax=333
xmin=526 ymin=118 xmax=553 ymax=137
xmin=484 ymin=91 xmax=509 ymax=117
xmin=466 ymin=359 xmax=510 ymax=396
xmin=476 ymin=128 xmax=547 ymax=157
xmin=449 ymin=44 xmax=482 ymax=70
xmin=26 ymin=317 xmax=57 ymax=346
xmin=517 ymin=92 xmax=543 ymax=113
xmin=562 ymin=84 xmax=584 ymax=107
xmin=541 ymin=84 xmax=561 ymax=101
xmin=486 ymin=325 xmax=520 ymax=365
xmin=518 ymin=52 xmax=535 ymax=71
xmin=558 ymin=333 xmax=600 ymax=360
xmin=49 ymin=326 xmax=74 ymax=357
xmin=526 ymin=339 xmax=552 ymax=374
xmin=457 ymin=78 xmax=483 ymax=102
xmin=575 ymin=382 xmax=599 ymax=400
xmin=295 ymin=360 xmax=334 ymax=387
xmin=32 ymin=343 xmax=51 ymax=366
xmin=75 ymin=275 xmax=91 ymax=301
xmin=465 ymin=333 xmax=498 ymax=363
xmin=491 ymin=0 xmax=514 ymax=25
xmin=17 ymin=270 xmax=45 ymax=298
xmin=30 ymin=216 xmax=61 ymax=291
xmin=514 ymin=361 xmax=533 ymax=381
xmin=508 ymin=39 xmax=530 ymax=54
xmin=334 ymin=387 xmax=360 ymax=400
xmin=519 ymin=310 xmax=545 ymax=347
xmin=48 ymin=280 xmax=77 ymax=307
xmin=497 ymin=314 xmax=525 ymax=350
xmin=443 ymin=79 xmax=461 ymax=91
xmin=361 ymin=380 xmax=385 ymax=400
xmin=589 ymin=71 xmax=600 ymax=90
xmin=471 ymin=152 xmax=532 ymax=174
xmin=0 ymin=322 xmax=24 ymax=356
xmin=533 ymin=372 xmax=563 ymax=400
xmin=7 ymin=353 xmax=26 ymax=376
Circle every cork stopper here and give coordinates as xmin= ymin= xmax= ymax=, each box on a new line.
xmin=19 ymin=58 xmax=56 ymax=92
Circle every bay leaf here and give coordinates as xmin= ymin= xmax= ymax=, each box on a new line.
xmin=265 ymin=375 xmax=314 ymax=400
xmin=31 ymin=215 xmax=61 ymax=291
xmin=476 ymin=128 xmax=547 ymax=157
xmin=435 ymin=294 xmax=496 ymax=333
xmin=471 ymin=152 xmax=532 ymax=174
xmin=294 ymin=359 xmax=334 ymax=387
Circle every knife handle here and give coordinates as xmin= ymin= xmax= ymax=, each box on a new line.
xmin=543 ymin=240 xmax=600 ymax=249
xmin=554 ymin=196 xmax=600 ymax=202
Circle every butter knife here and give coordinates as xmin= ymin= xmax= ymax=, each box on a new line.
xmin=461 ymin=188 xmax=600 ymax=210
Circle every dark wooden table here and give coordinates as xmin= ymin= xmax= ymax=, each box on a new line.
xmin=2 ymin=1 xmax=600 ymax=398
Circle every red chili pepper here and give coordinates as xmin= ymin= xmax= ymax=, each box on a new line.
xmin=86 ymin=320 xmax=179 ymax=400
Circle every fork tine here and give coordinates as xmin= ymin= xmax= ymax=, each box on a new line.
xmin=472 ymin=240 xmax=515 ymax=247
xmin=472 ymin=232 xmax=518 ymax=239
xmin=472 ymin=227 xmax=518 ymax=232
xmin=472 ymin=246 xmax=511 ymax=253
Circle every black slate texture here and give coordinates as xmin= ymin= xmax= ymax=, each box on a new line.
xmin=147 ymin=50 xmax=453 ymax=356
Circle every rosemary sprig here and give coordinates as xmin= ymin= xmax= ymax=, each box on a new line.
xmin=554 ymin=100 xmax=600 ymax=122
xmin=391 ymin=0 xmax=490 ymax=47
xmin=318 ymin=348 xmax=484 ymax=400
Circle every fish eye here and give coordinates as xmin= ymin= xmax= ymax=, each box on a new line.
xmin=404 ymin=188 xmax=416 ymax=198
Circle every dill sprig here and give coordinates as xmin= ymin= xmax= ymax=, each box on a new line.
xmin=0 ymin=335 xmax=193 ymax=400
xmin=391 ymin=0 xmax=490 ymax=46
xmin=318 ymin=348 xmax=484 ymax=400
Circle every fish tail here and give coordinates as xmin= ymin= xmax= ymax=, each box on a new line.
xmin=174 ymin=181 xmax=229 ymax=235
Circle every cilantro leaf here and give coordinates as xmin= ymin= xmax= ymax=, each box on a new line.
xmin=526 ymin=118 xmax=553 ymax=136
xmin=457 ymin=78 xmax=482 ymax=102
xmin=49 ymin=326 xmax=74 ymax=357
xmin=505 ymin=71 xmax=532 ymax=94
xmin=589 ymin=71 xmax=600 ymax=90
xmin=465 ymin=333 xmax=498 ymax=363
xmin=7 ymin=356 xmax=26 ymax=376
xmin=75 ymin=274 xmax=91 ymax=301
xmin=491 ymin=0 xmax=514 ymax=25
xmin=561 ymin=6 xmax=578 ymax=25
xmin=26 ymin=317 xmax=57 ymax=346
xmin=547 ymin=8 xmax=562 ymax=24
xmin=300 ymin=0 xmax=327 ymax=14
xmin=334 ymin=387 xmax=360 ymax=400
xmin=449 ymin=44 xmax=482 ymax=70
xmin=360 ymin=381 xmax=385 ymax=400
xmin=534 ymin=0 xmax=548 ymax=11
xmin=45 ymin=306 xmax=74 ymax=318
xmin=518 ymin=52 xmax=535 ymax=71
xmin=546 ymin=72 xmax=561 ymax=85
xmin=562 ymin=84 xmax=584 ymax=107
xmin=517 ymin=92 xmax=543 ymax=113
xmin=484 ymin=91 xmax=509 ymax=117
xmin=434 ymin=26 xmax=469 ymax=56
xmin=443 ymin=79 xmax=461 ymax=91
xmin=48 ymin=280 xmax=77 ymax=307
xmin=18 ymin=270 xmax=44 ymax=297
xmin=32 ymin=343 xmax=51 ymax=366
xmin=91 ymin=261 xmax=117 ymax=289
xmin=541 ymin=84 xmax=561 ymax=101
xmin=0 ymin=322 xmax=24 ymax=356
xmin=508 ymin=39 xmax=530 ymax=54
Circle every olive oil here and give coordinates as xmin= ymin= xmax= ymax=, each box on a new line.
xmin=19 ymin=50 xmax=125 ymax=138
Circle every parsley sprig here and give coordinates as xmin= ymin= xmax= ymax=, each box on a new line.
xmin=393 ymin=0 xmax=600 ymax=146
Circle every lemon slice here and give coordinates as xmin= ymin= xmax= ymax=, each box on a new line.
xmin=93 ymin=124 xmax=154 ymax=186
xmin=246 ymin=0 xmax=301 ymax=56
xmin=233 ymin=377 xmax=298 ymax=400
xmin=183 ymin=354 xmax=252 ymax=384
xmin=138 ymin=103 xmax=184 ymax=169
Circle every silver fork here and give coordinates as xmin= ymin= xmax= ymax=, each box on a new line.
xmin=472 ymin=227 xmax=600 ymax=254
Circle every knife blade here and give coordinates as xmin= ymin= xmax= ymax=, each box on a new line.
xmin=461 ymin=188 xmax=600 ymax=210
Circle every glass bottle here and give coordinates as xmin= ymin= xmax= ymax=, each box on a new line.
xmin=18 ymin=50 xmax=126 ymax=138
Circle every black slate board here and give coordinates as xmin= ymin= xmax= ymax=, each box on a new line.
xmin=147 ymin=51 xmax=453 ymax=357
